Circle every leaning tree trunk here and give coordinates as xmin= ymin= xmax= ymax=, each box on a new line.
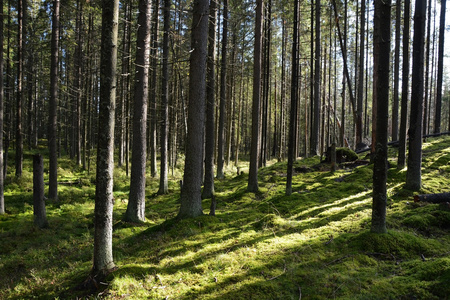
xmin=406 ymin=0 xmax=427 ymax=191
xmin=92 ymin=0 xmax=119 ymax=277
xmin=125 ymin=0 xmax=151 ymax=223
xmin=202 ymin=0 xmax=217 ymax=200
xmin=433 ymin=0 xmax=446 ymax=134
xmin=177 ymin=0 xmax=209 ymax=219
xmin=371 ymin=0 xmax=391 ymax=234
xmin=48 ymin=0 xmax=60 ymax=201
xmin=247 ymin=0 xmax=263 ymax=193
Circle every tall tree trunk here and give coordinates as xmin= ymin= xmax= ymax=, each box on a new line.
xmin=48 ymin=0 xmax=60 ymax=201
xmin=392 ymin=0 xmax=401 ymax=141
xmin=4 ymin=0 xmax=11 ymax=180
xmin=0 ymin=0 xmax=4 ymax=214
xmin=286 ymin=0 xmax=299 ymax=196
xmin=217 ymin=0 xmax=228 ymax=179
xmin=356 ymin=0 xmax=366 ymax=145
xmin=118 ymin=0 xmax=131 ymax=168
xmin=406 ymin=0 xmax=427 ymax=190
xmin=398 ymin=0 xmax=411 ymax=169
xmin=74 ymin=0 xmax=83 ymax=166
xmin=158 ymin=0 xmax=170 ymax=195
xmin=247 ymin=0 xmax=263 ymax=192
xmin=202 ymin=0 xmax=217 ymax=200
xmin=423 ymin=0 xmax=432 ymax=136
xmin=125 ymin=0 xmax=151 ymax=223
xmin=178 ymin=0 xmax=209 ymax=219
xmin=371 ymin=0 xmax=391 ymax=234
xmin=93 ymin=0 xmax=119 ymax=276
xmin=15 ymin=0 xmax=24 ymax=177
xmin=149 ymin=0 xmax=159 ymax=178
xmin=311 ymin=0 xmax=321 ymax=156
xmin=433 ymin=0 xmax=446 ymax=134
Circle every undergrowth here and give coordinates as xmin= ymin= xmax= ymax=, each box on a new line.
xmin=1 ymin=137 xmax=450 ymax=299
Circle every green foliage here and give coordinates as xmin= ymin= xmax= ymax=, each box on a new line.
xmin=1 ymin=137 xmax=450 ymax=299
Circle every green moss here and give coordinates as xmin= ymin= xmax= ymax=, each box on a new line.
xmin=2 ymin=138 xmax=450 ymax=299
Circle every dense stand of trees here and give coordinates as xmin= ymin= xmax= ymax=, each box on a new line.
xmin=0 ymin=0 xmax=449 ymax=278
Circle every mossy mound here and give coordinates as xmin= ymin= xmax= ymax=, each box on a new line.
xmin=348 ymin=231 xmax=444 ymax=259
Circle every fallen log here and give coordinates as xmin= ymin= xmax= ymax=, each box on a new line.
xmin=414 ymin=192 xmax=450 ymax=203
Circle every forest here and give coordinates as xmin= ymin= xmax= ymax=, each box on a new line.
xmin=0 ymin=0 xmax=450 ymax=298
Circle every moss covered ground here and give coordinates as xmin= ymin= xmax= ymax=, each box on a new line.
xmin=1 ymin=136 xmax=450 ymax=299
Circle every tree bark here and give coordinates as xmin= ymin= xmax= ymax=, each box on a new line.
xmin=48 ymin=0 xmax=60 ymax=201
xmin=433 ymin=0 xmax=446 ymax=134
xmin=392 ymin=0 xmax=401 ymax=142
xmin=149 ymin=0 xmax=159 ymax=178
xmin=33 ymin=154 xmax=48 ymax=228
xmin=0 ymin=0 xmax=4 ymax=214
xmin=286 ymin=0 xmax=299 ymax=196
xmin=398 ymin=0 xmax=411 ymax=169
xmin=202 ymin=0 xmax=217 ymax=200
xmin=414 ymin=192 xmax=450 ymax=203
xmin=371 ymin=0 xmax=391 ymax=234
xmin=125 ymin=0 xmax=151 ymax=223
xmin=177 ymin=0 xmax=209 ymax=219
xmin=158 ymin=0 xmax=170 ymax=195
xmin=356 ymin=0 xmax=366 ymax=145
xmin=406 ymin=0 xmax=427 ymax=191
xmin=16 ymin=0 xmax=24 ymax=178
xmin=217 ymin=0 xmax=228 ymax=179
xmin=247 ymin=0 xmax=263 ymax=193
xmin=311 ymin=0 xmax=321 ymax=156
xmin=423 ymin=0 xmax=432 ymax=137
xmin=93 ymin=0 xmax=119 ymax=275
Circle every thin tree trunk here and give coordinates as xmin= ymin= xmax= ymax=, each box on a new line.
xmin=356 ymin=0 xmax=366 ymax=145
xmin=433 ymin=0 xmax=446 ymax=134
xmin=74 ymin=0 xmax=83 ymax=166
xmin=118 ymin=1 xmax=130 ymax=168
xmin=202 ymin=0 xmax=217 ymax=200
xmin=217 ymin=0 xmax=228 ymax=179
xmin=0 ymin=0 xmax=4 ymax=214
xmin=311 ymin=0 xmax=321 ymax=156
xmin=125 ymin=0 xmax=151 ymax=223
xmin=178 ymin=0 xmax=209 ymax=219
xmin=48 ymin=0 xmax=59 ymax=200
xmin=286 ymin=0 xmax=299 ymax=196
xmin=406 ymin=0 xmax=427 ymax=190
xmin=247 ymin=0 xmax=263 ymax=192
xmin=398 ymin=0 xmax=411 ymax=169
xmin=149 ymin=0 xmax=159 ymax=177
xmin=423 ymin=0 xmax=432 ymax=136
xmin=16 ymin=0 xmax=24 ymax=178
xmin=158 ymin=0 xmax=170 ymax=195
xmin=92 ymin=0 xmax=119 ymax=276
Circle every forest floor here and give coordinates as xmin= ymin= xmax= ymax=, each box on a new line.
xmin=1 ymin=136 xmax=450 ymax=299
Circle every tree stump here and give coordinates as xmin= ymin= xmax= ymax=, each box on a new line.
xmin=33 ymin=154 xmax=48 ymax=228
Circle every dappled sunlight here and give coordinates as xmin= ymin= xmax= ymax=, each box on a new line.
xmin=290 ymin=190 xmax=372 ymax=220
